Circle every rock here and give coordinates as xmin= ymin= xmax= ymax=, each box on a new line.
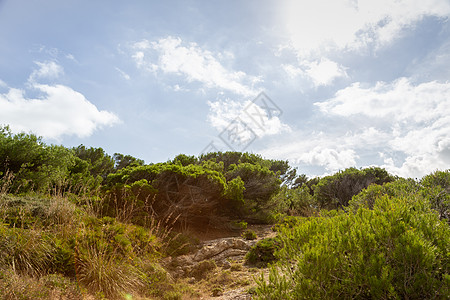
xmin=212 ymin=287 xmax=223 ymax=297
xmin=188 ymin=277 xmax=196 ymax=284
xmin=222 ymin=260 xmax=231 ymax=269
xmin=194 ymin=238 xmax=250 ymax=261
xmin=189 ymin=260 xmax=217 ymax=279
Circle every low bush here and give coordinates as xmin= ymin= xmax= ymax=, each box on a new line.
xmin=241 ymin=229 xmax=257 ymax=240
xmin=246 ymin=237 xmax=281 ymax=267
xmin=256 ymin=195 xmax=450 ymax=299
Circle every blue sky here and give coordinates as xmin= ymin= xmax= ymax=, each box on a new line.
xmin=0 ymin=0 xmax=449 ymax=178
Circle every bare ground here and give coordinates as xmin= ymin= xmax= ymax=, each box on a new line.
xmin=163 ymin=225 xmax=275 ymax=299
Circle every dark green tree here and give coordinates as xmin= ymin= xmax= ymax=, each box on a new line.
xmin=113 ymin=153 xmax=144 ymax=171
xmin=73 ymin=145 xmax=115 ymax=180
xmin=314 ymin=167 xmax=394 ymax=210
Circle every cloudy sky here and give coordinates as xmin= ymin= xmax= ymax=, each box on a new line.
xmin=0 ymin=0 xmax=449 ymax=178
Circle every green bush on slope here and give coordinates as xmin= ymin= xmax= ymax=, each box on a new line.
xmin=256 ymin=194 xmax=449 ymax=299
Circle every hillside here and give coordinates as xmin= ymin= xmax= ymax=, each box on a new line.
xmin=0 ymin=127 xmax=449 ymax=299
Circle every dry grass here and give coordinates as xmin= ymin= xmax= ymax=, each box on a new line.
xmin=75 ymin=241 xmax=144 ymax=299
xmin=0 ymin=268 xmax=83 ymax=300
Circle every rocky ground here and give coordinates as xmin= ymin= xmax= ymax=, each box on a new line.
xmin=162 ymin=225 xmax=276 ymax=299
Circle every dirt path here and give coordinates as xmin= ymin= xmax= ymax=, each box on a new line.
xmin=163 ymin=225 xmax=275 ymax=299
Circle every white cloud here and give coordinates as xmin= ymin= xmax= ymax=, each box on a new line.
xmin=207 ymin=97 xmax=290 ymax=139
xmin=298 ymin=147 xmax=358 ymax=172
xmin=0 ymin=63 xmax=120 ymax=140
xmin=260 ymin=130 xmax=361 ymax=173
xmin=131 ymin=36 xmax=260 ymax=96
xmin=303 ymin=59 xmax=348 ymax=86
xmin=281 ymin=0 xmax=450 ymax=57
xmin=315 ymin=78 xmax=450 ymax=123
xmin=282 ymin=64 xmax=303 ymax=78
xmin=313 ymin=78 xmax=450 ymax=177
xmin=261 ymin=77 xmax=450 ymax=177
xmin=115 ymin=67 xmax=131 ymax=80
xmin=283 ymin=58 xmax=348 ymax=87
xmin=28 ymin=61 xmax=64 ymax=82
xmin=66 ymin=54 xmax=76 ymax=61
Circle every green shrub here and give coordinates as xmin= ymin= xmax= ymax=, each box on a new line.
xmin=421 ymin=169 xmax=450 ymax=222
xmin=314 ymin=167 xmax=394 ymax=210
xmin=256 ymin=195 xmax=450 ymax=299
xmin=74 ymin=242 xmax=143 ymax=299
xmin=231 ymin=220 xmax=248 ymax=230
xmin=349 ymin=178 xmax=419 ymax=211
xmin=270 ymin=185 xmax=316 ymax=216
xmin=0 ymin=225 xmax=54 ymax=276
xmin=189 ymin=260 xmax=216 ymax=280
xmin=246 ymin=238 xmax=281 ymax=267
xmin=241 ymin=229 xmax=257 ymax=240
xmin=0 ymin=268 xmax=82 ymax=299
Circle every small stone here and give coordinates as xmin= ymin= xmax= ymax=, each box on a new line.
xmin=222 ymin=260 xmax=231 ymax=269
xmin=188 ymin=277 xmax=196 ymax=284
xmin=212 ymin=287 xmax=223 ymax=297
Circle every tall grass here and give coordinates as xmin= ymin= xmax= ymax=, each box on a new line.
xmin=0 ymin=174 xmax=204 ymax=299
xmin=75 ymin=239 xmax=144 ymax=299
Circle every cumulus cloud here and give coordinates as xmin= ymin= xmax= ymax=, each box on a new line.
xmin=283 ymin=58 xmax=348 ymax=87
xmin=207 ymin=96 xmax=290 ymax=140
xmin=298 ymin=147 xmax=358 ymax=172
xmin=0 ymin=62 xmax=120 ymax=140
xmin=130 ymin=36 xmax=260 ymax=96
xmin=28 ymin=61 xmax=64 ymax=82
xmin=261 ymin=78 xmax=450 ymax=177
xmin=315 ymin=78 xmax=450 ymax=123
xmin=260 ymin=131 xmax=360 ymax=173
xmin=282 ymin=0 xmax=450 ymax=56
xmin=314 ymin=78 xmax=450 ymax=177
xmin=304 ymin=59 xmax=348 ymax=86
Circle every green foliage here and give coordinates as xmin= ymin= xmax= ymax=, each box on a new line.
xmin=113 ymin=152 xmax=144 ymax=170
xmin=105 ymin=162 xmax=227 ymax=228
xmin=349 ymin=178 xmax=419 ymax=211
xmin=0 ymin=270 xmax=82 ymax=300
xmin=200 ymin=151 xmax=292 ymax=183
xmin=241 ymin=229 xmax=257 ymax=240
xmin=189 ymin=260 xmax=216 ymax=280
xmin=350 ymin=173 xmax=449 ymax=222
xmin=171 ymin=154 xmax=198 ymax=166
xmin=314 ymin=167 xmax=394 ymax=210
xmin=246 ymin=237 xmax=281 ymax=267
xmin=1 ymin=124 xmax=450 ymax=299
xmin=105 ymin=155 xmax=284 ymax=227
xmin=0 ymin=224 xmax=54 ymax=276
xmin=0 ymin=127 xmax=76 ymax=193
xmin=163 ymin=231 xmax=200 ymax=256
xmin=224 ymin=176 xmax=245 ymax=205
xmin=270 ymin=185 xmax=316 ymax=217
xmin=230 ymin=220 xmax=248 ymax=230
xmin=421 ymin=170 xmax=450 ymax=221
xmin=73 ymin=145 xmax=115 ymax=181
xmin=257 ymin=195 xmax=450 ymax=299
xmin=226 ymin=163 xmax=280 ymax=203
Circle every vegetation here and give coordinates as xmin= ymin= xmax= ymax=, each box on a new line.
xmin=256 ymin=178 xmax=450 ymax=299
xmin=0 ymin=126 xmax=449 ymax=299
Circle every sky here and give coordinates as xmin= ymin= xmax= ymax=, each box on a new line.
xmin=0 ymin=0 xmax=449 ymax=178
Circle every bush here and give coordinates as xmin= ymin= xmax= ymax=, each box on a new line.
xmin=241 ymin=229 xmax=257 ymax=240
xmin=349 ymin=178 xmax=420 ymax=211
xmin=246 ymin=238 xmax=281 ymax=267
xmin=269 ymin=185 xmax=316 ymax=216
xmin=256 ymin=195 xmax=450 ymax=299
xmin=189 ymin=260 xmax=216 ymax=280
xmin=313 ymin=167 xmax=394 ymax=210
xmin=421 ymin=170 xmax=450 ymax=222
